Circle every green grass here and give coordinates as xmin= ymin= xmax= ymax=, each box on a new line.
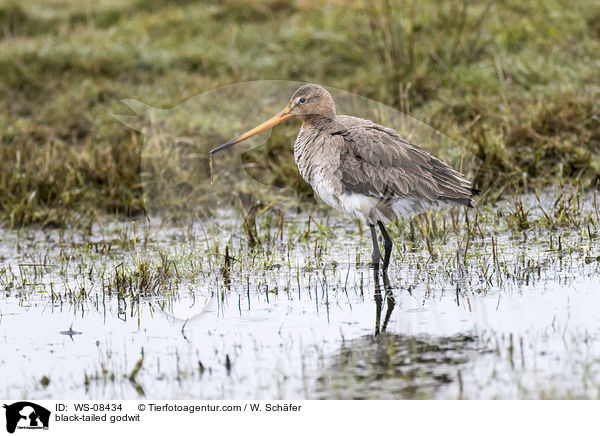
xmin=1 ymin=0 xmax=599 ymax=226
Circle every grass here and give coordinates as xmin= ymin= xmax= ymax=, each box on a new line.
xmin=0 ymin=0 xmax=598 ymax=226
xmin=2 ymin=185 xmax=598 ymax=304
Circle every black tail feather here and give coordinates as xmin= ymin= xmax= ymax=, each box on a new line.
xmin=439 ymin=187 xmax=480 ymax=208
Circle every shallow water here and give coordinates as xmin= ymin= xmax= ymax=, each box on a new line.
xmin=1 ymin=194 xmax=600 ymax=399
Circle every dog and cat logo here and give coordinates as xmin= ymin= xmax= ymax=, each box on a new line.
xmin=2 ymin=402 xmax=50 ymax=433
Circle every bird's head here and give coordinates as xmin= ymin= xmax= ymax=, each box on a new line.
xmin=209 ymin=83 xmax=336 ymax=155
xmin=287 ymin=84 xmax=336 ymax=120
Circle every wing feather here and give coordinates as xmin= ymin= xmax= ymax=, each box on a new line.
xmin=334 ymin=118 xmax=477 ymax=208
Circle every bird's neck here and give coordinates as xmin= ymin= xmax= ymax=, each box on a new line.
xmin=301 ymin=113 xmax=336 ymax=130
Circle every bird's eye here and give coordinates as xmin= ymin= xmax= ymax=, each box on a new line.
xmin=299 ymin=97 xmax=307 ymax=104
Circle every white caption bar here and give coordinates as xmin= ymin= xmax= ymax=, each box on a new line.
xmin=0 ymin=400 xmax=597 ymax=435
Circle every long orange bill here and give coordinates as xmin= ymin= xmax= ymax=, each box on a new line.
xmin=209 ymin=107 xmax=293 ymax=154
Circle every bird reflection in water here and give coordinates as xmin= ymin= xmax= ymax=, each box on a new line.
xmin=316 ymin=266 xmax=484 ymax=399
xmin=373 ymin=265 xmax=395 ymax=336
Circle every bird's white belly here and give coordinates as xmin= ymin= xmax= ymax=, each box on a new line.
xmin=338 ymin=194 xmax=418 ymax=222
xmin=312 ymin=174 xmax=421 ymax=223
xmin=311 ymin=174 xmax=379 ymax=222
xmin=338 ymin=192 xmax=379 ymax=222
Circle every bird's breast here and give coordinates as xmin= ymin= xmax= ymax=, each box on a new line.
xmin=294 ymin=128 xmax=342 ymax=210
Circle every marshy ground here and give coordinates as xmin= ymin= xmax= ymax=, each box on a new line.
xmin=2 ymin=188 xmax=600 ymax=399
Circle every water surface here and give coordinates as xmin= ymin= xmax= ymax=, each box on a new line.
xmin=2 ymin=194 xmax=600 ymax=399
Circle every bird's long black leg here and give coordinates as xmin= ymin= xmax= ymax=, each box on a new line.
xmin=377 ymin=221 xmax=393 ymax=270
xmin=369 ymin=224 xmax=381 ymax=267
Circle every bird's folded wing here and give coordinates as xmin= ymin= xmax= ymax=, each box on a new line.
xmin=334 ymin=122 xmax=475 ymax=204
